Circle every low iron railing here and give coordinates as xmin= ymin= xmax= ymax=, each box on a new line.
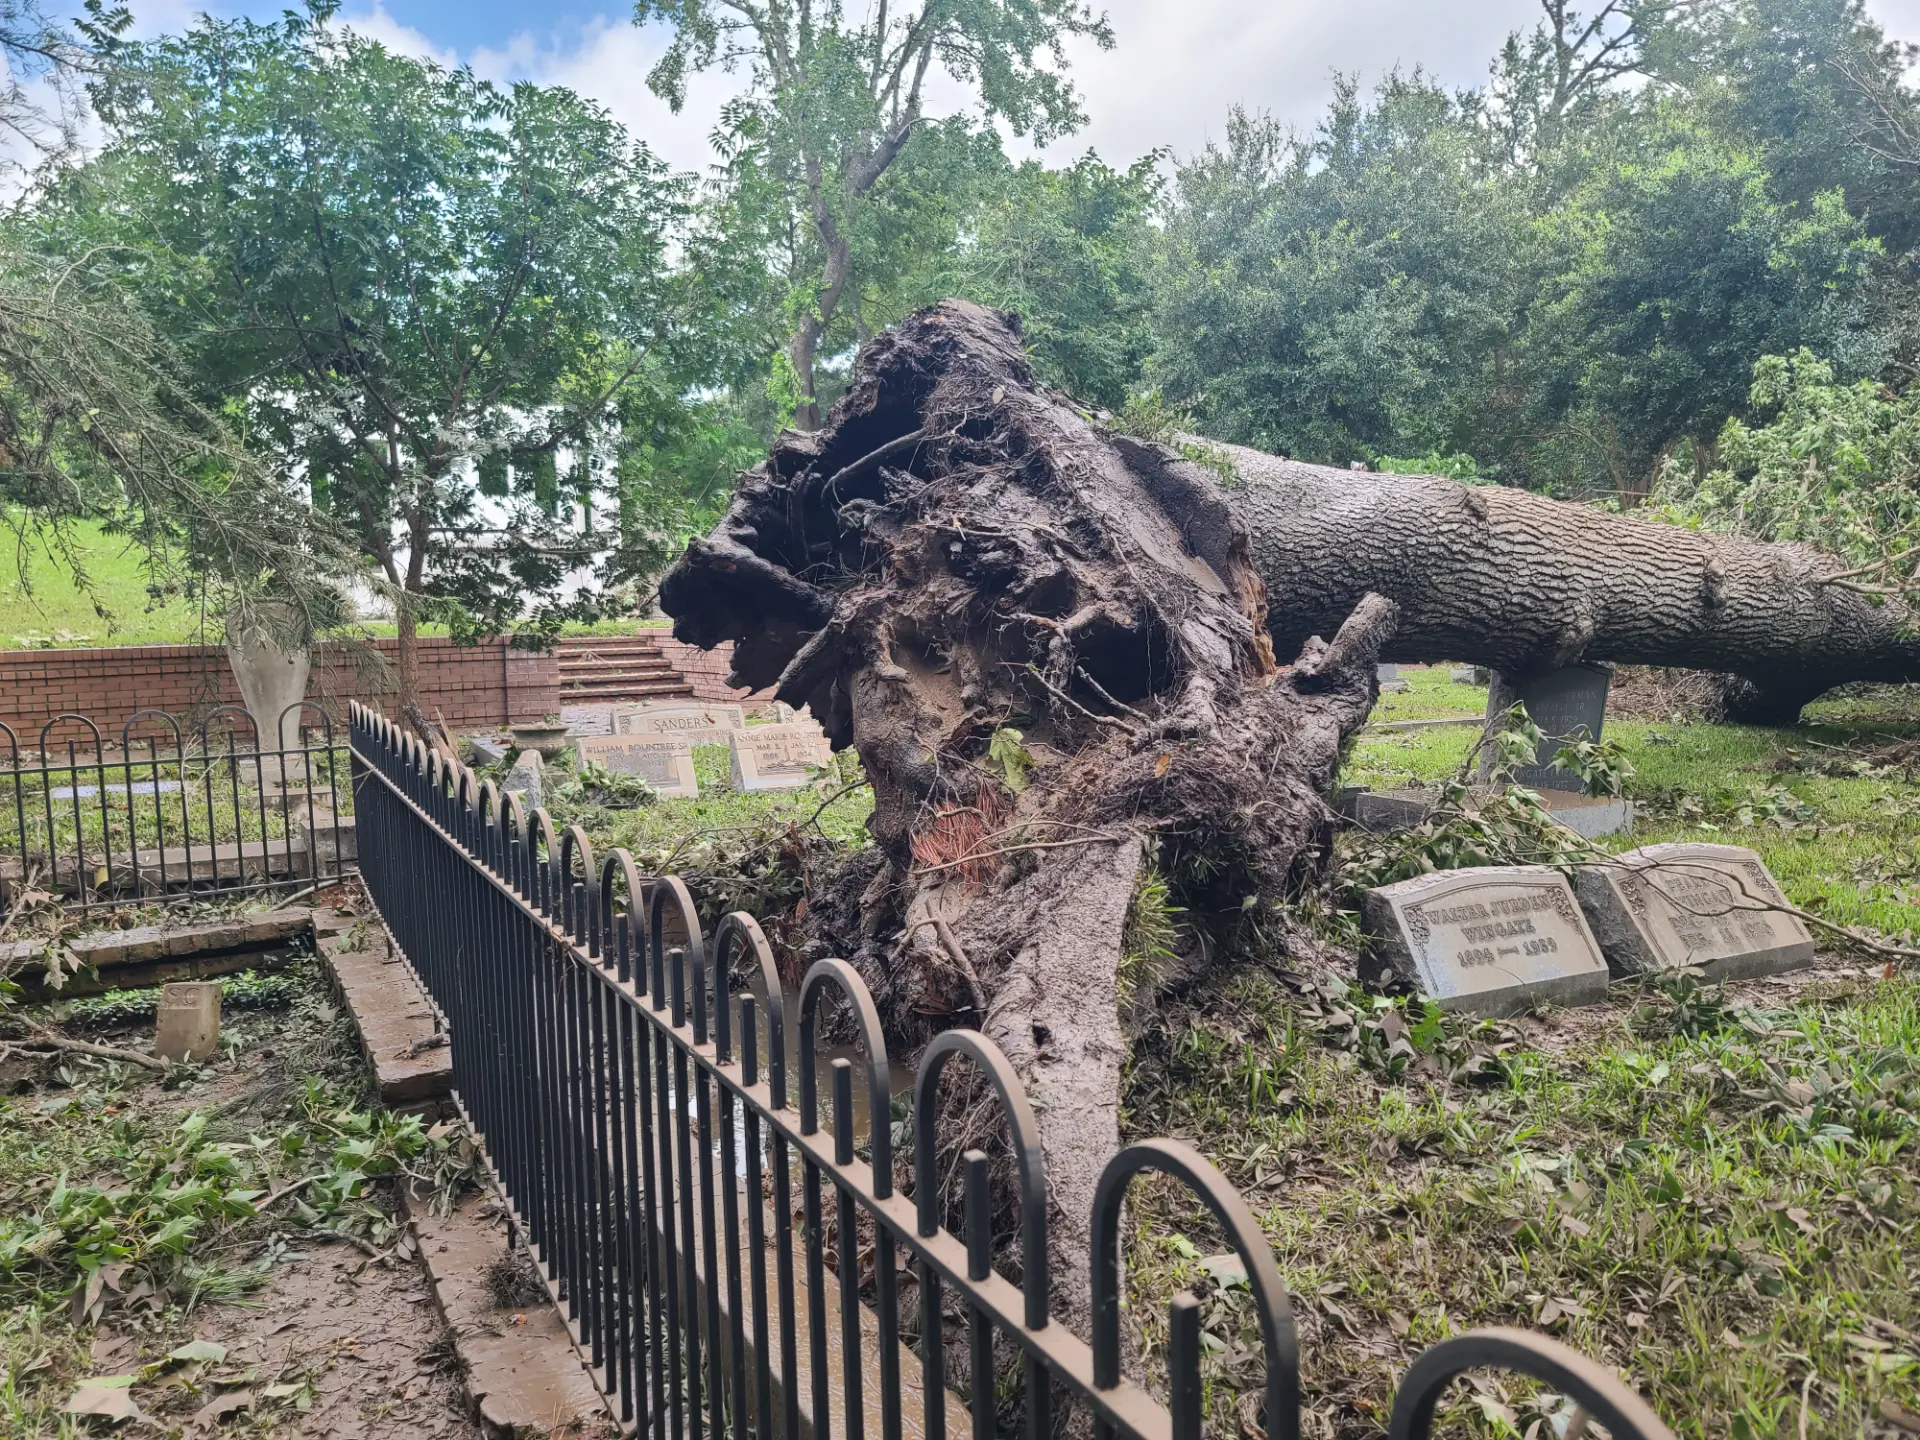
xmin=0 ymin=706 xmax=352 ymax=913
xmin=347 ymin=701 xmax=1676 ymax=1440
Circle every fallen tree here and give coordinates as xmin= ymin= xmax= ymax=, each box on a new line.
xmin=1228 ymin=450 xmax=1920 ymax=723
xmin=660 ymin=299 xmax=1920 ymax=1316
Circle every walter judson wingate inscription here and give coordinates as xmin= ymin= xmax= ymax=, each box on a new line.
xmin=1363 ymin=865 xmax=1611 ymax=1015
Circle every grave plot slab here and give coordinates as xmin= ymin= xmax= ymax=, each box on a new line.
xmin=1362 ymin=865 xmax=1612 ymax=1016
xmin=575 ymin=733 xmax=699 ymax=798
xmin=1339 ymin=785 xmax=1635 ymax=838
xmin=1573 ymin=841 xmax=1816 ymax=980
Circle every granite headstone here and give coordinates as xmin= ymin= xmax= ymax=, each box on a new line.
xmin=1363 ymin=865 xmax=1612 ymax=1015
xmin=1482 ymin=663 xmax=1612 ymax=792
xmin=575 ymin=734 xmax=699 ymax=799
xmin=611 ymin=702 xmax=746 ymax=745
xmin=1573 ymin=842 xmax=1815 ymax=980
xmin=730 ymin=723 xmax=833 ymax=792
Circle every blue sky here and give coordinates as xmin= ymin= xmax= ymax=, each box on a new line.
xmin=95 ymin=0 xmax=1920 ymax=175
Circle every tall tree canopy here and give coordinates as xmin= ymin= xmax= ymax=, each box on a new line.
xmin=63 ymin=2 xmax=685 ymax=701
xmin=636 ymin=0 xmax=1113 ymax=427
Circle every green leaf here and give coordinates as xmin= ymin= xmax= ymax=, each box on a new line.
xmin=986 ymin=726 xmax=1034 ymax=793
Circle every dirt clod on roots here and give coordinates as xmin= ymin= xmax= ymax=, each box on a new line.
xmin=662 ymin=300 xmax=1396 ymax=1323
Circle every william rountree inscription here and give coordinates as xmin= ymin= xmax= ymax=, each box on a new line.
xmin=1363 ymin=866 xmax=1611 ymax=1016
xmin=575 ymin=735 xmax=699 ymax=799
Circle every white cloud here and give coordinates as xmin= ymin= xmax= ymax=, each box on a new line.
xmin=467 ymin=17 xmax=741 ymax=176
xmin=335 ymin=1 xmax=465 ymax=72
xmin=403 ymin=0 xmax=1920 ymax=175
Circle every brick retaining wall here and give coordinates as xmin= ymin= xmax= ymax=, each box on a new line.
xmin=0 ymin=636 xmax=560 ymax=741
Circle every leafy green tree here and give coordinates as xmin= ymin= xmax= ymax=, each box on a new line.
xmin=1646 ymin=0 xmax=1920 ymax=249
xmin=1662 ymin=348 xmax=1920 ymax=595
xmin=637 ymin=0 xmax=1112 ymax=427
xmin=1151 ymin=80 xmax=1528 ymax=463
xmin=71 ymin=4 xmax=683 ymax=705
xmin=935 ymin=150 xmax=1157 ymax=408
xmin=1526 ymin=109 xmax=1876 ymax=497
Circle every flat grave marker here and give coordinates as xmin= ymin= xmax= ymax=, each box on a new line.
xmin=576 ymin=734 xmax=699 ymax=799
xmin=1362 ymin=865 xmax=1612 ymax=1015
xmin=1572 ymin=841 xmax=1815 ymax=980
xmin=610 ymin=702 xmax=746 ymax=745
xmin=1482 ymin=663 xmax=1612 ymax=792
xmin=730 ymin=723 xmax=833 ymax=792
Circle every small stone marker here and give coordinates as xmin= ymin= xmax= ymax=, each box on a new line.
xmin=1377 ymin=663 xmax=1410 ymax=693
xmin=505 ymin=748 xmax=544 ymax=809
xmin=611 ymin=702 xmax=747 ymax=744
xmin=1482 ymin=663 xmax=1612 ymax=792
xmin=1362 ymin=866 xmax=1611 ymax=1015
xmin=730 ymin=723 xmax=833 ymax=792
xmin=1450 ymin=665 xmax=1490 ymax=686
xmin=575 ymin=734 xmax=699 ymax=799
xmin=155 ymin=981 xmax=221 ymax=1062
xmin=1572 ymin=842 xmax=1815 ymax=980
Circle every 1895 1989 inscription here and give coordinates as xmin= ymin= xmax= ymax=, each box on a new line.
xmin=1362 ymin=865 xmax=1611 ymax=1016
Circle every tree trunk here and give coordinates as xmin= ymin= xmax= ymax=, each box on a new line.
xmin=1225 ymin=449 xmax=1920 ymax=721
xmin=790 ymin=317 xmax=824 ymax=432
xmin=394 ymin=591 xmax=419 ymax=716
xmin=662 ymin=301 xmax=1395 ymax=1322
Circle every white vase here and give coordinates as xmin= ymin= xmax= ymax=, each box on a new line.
xmin=225 ymin=604 xmax=312 ymax=781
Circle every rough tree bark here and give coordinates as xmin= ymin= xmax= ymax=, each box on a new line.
xmin=1226 ymin=449 xmax=1920 ymax=722
xmin=662 ymin=302 xmax=1395 ymax=1317
xmin=662 ymin=300 xmax=1920 ymax=1318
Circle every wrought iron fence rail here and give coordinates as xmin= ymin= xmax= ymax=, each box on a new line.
xmin=347 ymin=701 xmax=1678 ymax=1440
xmin=0 ymin=707 xmax=351 ymax=912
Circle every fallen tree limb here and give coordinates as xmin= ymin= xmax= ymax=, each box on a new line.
xmin=5 ymin=1017 xmax=169 ymax=1071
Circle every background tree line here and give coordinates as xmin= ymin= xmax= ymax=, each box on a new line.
xmin=7 ymin=0 xmax=1920 ymax=700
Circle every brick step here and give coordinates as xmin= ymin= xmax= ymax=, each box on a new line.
xmin=556 ymin=656 xmax=677 ymax=674
xmin=558 ymin=679 xmax=696 ymax=699
xmin=552 ymin=675 xmax=679 ymax=691
xmin=555 ymin=637 xmax=673 ymax=654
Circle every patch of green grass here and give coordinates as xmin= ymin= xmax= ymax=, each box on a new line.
xmin=0 ymin=517 xmax=206 ymax=649
xmin=1123 ymin=968 xmax=1920 ymax=1440
xmin=547 ymin=744 xmax=872 ymax=859
xmin=1371 ymin=665 xmax=1487 ymax=723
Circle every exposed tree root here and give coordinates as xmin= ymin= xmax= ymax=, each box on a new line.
xmin=663 ymin=301 xmax=1395 ymax=1324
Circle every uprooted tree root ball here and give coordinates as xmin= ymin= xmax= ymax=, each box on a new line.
xmin=661 ymin=300 xmax=1397 ymax=1317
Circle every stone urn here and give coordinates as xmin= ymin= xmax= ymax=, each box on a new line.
xmin=508 ymin=720 xmax=571 ymax=761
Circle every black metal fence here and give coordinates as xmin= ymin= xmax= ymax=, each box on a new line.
xmin=1 ymin=706 xmax=353 ymax=913
xmin=348 ymin=702 xmax=1677 ymax=1440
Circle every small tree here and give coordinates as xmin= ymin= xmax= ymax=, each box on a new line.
xmin=638 ymin=0 xmax=1112 ymax=427
xmin=78 ymin=3 xmax=685 ymax=707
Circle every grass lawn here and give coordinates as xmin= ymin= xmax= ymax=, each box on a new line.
xmin=0 ymin=516 xmax=671 ymax=650
xmin=0 ymin=518 xmax=207 ymax=648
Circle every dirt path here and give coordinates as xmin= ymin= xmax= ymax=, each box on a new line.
xmin=86 ymin=1239 xmax=481 ymax=1439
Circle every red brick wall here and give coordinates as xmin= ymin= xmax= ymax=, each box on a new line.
xmin=652 ymin=636 xmax=777 ymax=705
xmin=0 ymin=637 xmax=559 ymax=743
